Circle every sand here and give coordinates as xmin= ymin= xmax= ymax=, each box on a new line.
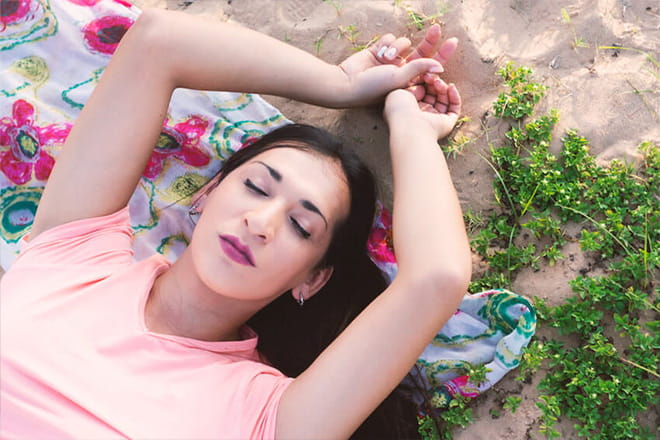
xmin=2 ymin=0 xmax=658 ymax=438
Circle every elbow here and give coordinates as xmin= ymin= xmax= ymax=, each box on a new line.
xmin=119 ymin=9 xmax=174 ymax=80
xmin=125 ymin=8 xmax=163 ymax=45
xmin=408 ymin=255 xmax=472 ymax=305
xmin=430 ymin=264 xmax=472 ymax=300
xmin=432 ymin=244 xmax=473 ymax=301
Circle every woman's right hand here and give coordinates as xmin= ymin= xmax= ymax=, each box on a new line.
xmin=384 ymin=77 xmax=461 ymax=140
xmin=336 ymin=24 xmax=458 ymax=107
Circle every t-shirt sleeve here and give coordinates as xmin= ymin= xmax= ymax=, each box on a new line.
xmin=13 ymin=208 xmax=134 ymax=269
xmin=243 ymin=369 xmax=294 ymax=439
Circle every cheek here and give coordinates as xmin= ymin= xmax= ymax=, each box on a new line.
xmin=196 ymin=188 xmax=251 ymax=238
xmin=266 ymin=242 xmax=319 ymax=285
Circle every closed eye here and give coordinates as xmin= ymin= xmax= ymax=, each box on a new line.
xmin=290 ymin=217 xmax=311 ymax=239
xmin=245 ymin=178 xmax=310 ymax=239
xmin=244 ymin=179 xmax=267 ymax=196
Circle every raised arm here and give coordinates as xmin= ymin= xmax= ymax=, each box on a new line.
xmin=30 ymin=9 xmax=446 ymax=239
xmin=276 ymin=76 xmax=471 ymax=437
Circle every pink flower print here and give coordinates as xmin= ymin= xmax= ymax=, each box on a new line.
xmin=447 ymin=375 xmax=480 ymax=398
xmin=0 ymin=100 xmax=71 ymax=185
xmin=66 ymin=0 xmax=101 ymax=5
xmin=142 ymin=116 xmax=211 ymax=179
xmin=367 ymin=205 xmax=396 ymax=264
xmin=82 ymin=15 xmax=134 ymax=55
xmin=477 ymin=290 xmax=497 ymax=297
xmin=0 ymin=0 xmax=33 ymax=27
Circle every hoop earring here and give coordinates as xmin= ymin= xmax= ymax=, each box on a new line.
xmin=188 ymin=203 xmax=201 ymax=225
xmin=297 ymin=292 xmax=305 ymax=307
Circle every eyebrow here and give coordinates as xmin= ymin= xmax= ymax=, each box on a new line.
xmin=255 ymin=161 xmax=328 ymax=229
xmin=256 ymin=161 xmax=282 ymax=182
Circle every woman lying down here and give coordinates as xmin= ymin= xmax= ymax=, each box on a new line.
xmin=0 ymin=8 xmax=471 ymax=439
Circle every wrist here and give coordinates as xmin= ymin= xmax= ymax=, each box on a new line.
xmin=316 ymin=65 xmax=353 ymax=108
xmin=283 ymin=64 xmax=351 ymax=108
xmin=388 ymin=116 xmax=436 ymax=140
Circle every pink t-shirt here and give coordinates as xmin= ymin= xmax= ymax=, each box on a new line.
xmin=0 ymin=208 xmax=293 ymax=439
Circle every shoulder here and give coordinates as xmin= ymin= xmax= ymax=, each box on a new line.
xmin=12 ymin=207 xmax=134 ymax=269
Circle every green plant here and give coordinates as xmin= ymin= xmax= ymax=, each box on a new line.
xmin=420 ymin=61 xmax=658 ymax=440
xmin=514 ymin=339 xmax=553 ymax=383
xmin=492 ymin=62 xmax=547 ymax=119
xmin=337 ymin=25 xmax=378 ymax=52
xmin=313 ymin=31 xmax=330 ymax=56
xmin=418 ymin=414 xmax=441 ymax=440
xmin=465 ymin=63 xmax=659 ymax=439
xmin=436 ymin=395 xmax=474 ymax=440
xmin=537 ymin=394 xmax=561 ymax=438
xmin=352 ymin=36 xmax=379 ymax=53
xmin=598 ymin=45 xmax=660 ymax=71
xmin=561 ymin=8 xmax=590 ymax=50
xmin=337 ymin=24 xmax=358 ymax=45
xmin=442 ymin=134 xmax=471 ymax=158
xmin=396 ymin=1 xmax=449 ymax=30
xmin=503 ymin=396 xmax=522 ymax=413
xmin=464 ymin=362 xmax=492 ymax=386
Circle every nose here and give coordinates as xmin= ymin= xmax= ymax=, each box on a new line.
xmin=244 ymin=200 xmax=284 ymax=243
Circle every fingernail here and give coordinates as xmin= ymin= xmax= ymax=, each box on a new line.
xmin=385 ymin=47 xmax=397 ymax=59
xmin=377 ymin=46 xmax=388 ymax=58
xmin=429 ymin=65 xmax=444 ymax=73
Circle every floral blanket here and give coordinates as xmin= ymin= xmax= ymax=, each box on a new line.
xmin=0 ymin=0 xmax=536 ymax=411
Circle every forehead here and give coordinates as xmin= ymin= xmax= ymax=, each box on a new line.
xmin=245 ymin=147 xmax=350 ymax=223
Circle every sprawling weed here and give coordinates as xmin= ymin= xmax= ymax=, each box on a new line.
xmin=395 ymin=1 xmax=449 ymax=30
xmin=337 ymin=24 xmax=378 ymax=52
xmin=432 ymin=63 xmax=658 ymax=439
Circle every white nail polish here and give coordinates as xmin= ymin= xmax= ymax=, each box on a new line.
xmin=385 ymin=47 xmax=397 ymax=59
xmin=377 ymin=46 xmax=388 ymax=58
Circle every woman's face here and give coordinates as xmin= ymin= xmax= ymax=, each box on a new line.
xmin=189 ymin=147 xmax=350 ymax=302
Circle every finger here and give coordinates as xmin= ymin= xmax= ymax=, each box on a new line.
xmin=397 ymin=58 xmax=443 ymax=86
xmin=446 ymin=83 xmax=462 ymax=116
xmin=433 ymin=77 xmax=449 ymax=102
xmin=408 ymin=84 xmax=426 ymax=101
xmin=422 ymin=94 xmax=436 ymax=106
xmin=413 ymin=64 xmax=443 ymax=88
xmin=435 ymin=101 xmax=449 ymax=114
xmin=420 ymin=102 xmax=435 ymax=112
xmin=423 ymin=72 xmax=440 ymax=84
xmin=372 ymin=33 xmax=396 ymax=59
xmin=379 ymin=37 xmax=412 ymax=64
xmin=407 ymin=24 xmax=442 ymax=61
xmin=433 ymin=81 xmax=459 ymax=118
xmin=395 ymin=58 xmax=444 ymax=88
xmin=433 ymin=37 xmax=458 ymax=66
xmin=432 ymin=78 xmax=449 ymax=112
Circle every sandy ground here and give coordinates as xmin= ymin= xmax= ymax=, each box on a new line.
xmin=2 ymin=0 xmax=658 ymax=438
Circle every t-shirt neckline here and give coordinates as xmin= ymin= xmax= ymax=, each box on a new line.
xmin=138 ymin=255 xmax=260 ymax=355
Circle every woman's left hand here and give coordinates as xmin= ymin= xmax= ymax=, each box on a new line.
xmin=338 ymin=24 xmax=458 ymax=106
xmin=384 ymin=77 xmax=461 ymax=140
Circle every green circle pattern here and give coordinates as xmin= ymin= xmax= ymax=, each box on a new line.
xmin=0 ymin=186 xmax=43 ymax=242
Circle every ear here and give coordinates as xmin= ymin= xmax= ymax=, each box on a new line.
xmin=291 ymin=266 xmax=334 ymax=304
xmin=192 ymin=192 xmax=209 ymax=212
xmin=191 ymin=173 xmax=223 ymax=212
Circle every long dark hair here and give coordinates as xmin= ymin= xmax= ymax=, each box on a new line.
xmin=202 ymin=124 xmax=421 ymax=439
